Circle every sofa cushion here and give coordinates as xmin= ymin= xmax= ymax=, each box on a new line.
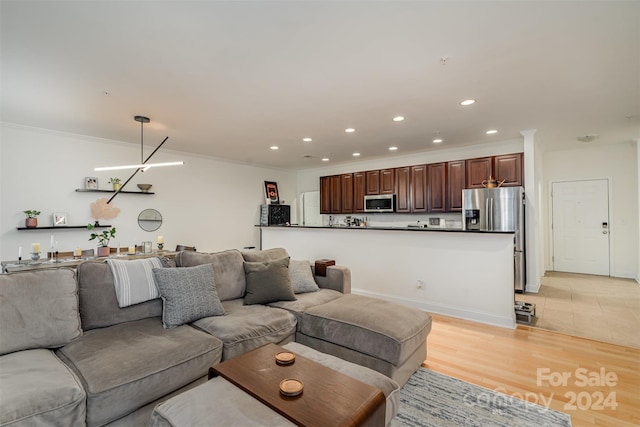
xmin=289 ymin=260 xmax=320 ymax=294
xmin=241 ymin=247 xmax=289 ymax=262
xmin=268 ymin=289 xmax=343 ymax=327
xmin=153 ymin=264 xmax=225 ymax=328
xmin=192 ymin=299 xmax=296 ymax=360
xmin=56 ymin=317 xmax=223 ymax=427
xmin=174 ymin=249 xmax=246 ymax=301
xmin=243 ymin=257 xmax=296 ymax=305
xmin=150 ymin=376 xmax=295 ymax=427
xmin=77 ymin=260 xmax=163 ymax=331
xmin=0 ymin=268 xmax=82 ymax=355
xmin=106 ymin=257 xmax=167 ymax=308
xmin=0 ymin=349 xmax=86 ymax=426
xmin=300 ymin=294 xmax=432 ymax=366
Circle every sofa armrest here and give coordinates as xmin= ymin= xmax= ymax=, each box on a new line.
xmin=314 ymin=266 xmax=351 ymax=294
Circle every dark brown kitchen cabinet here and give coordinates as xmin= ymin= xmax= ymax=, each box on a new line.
xmin=353 ymin=172 xmax=365 ymax=213
xmin=365 ymin=170 xmax=380 ymax=195
xmin=320 ymin=176 xmax=331 ymax=214
xmin=427 ymin=162 xmax=446 ymax=213
xmin=411 ymin=165 xmax=427 ymax=212
xmin=494 ymin=153 xmax=523 ymax=186
xmin=340 ymin=173 xmax=354 ymax=213
xmin=466 ymin=156 xmax=493 ymax=188
xmin=446 ymin=160 xmax=465 ymax=212
xmin=330 ymin=175 xmax=342 ymax=213
xmin=380 ymin=169 xmax=395 ymax=194
xmin=395 ymin=166 xmax=411 ymax=213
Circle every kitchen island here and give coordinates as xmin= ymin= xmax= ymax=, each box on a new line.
xmin=259 ymin=225 xmax=516 ymax=328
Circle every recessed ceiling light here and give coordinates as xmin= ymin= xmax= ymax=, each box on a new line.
xmin=302 ymin=137 xmax=312 ymax=142
xmin=345 ymin=128 xmax=355 ymax=133
xmin=352 ymin=152 xmax=360 ymax=157
xmin=392 ymin=116 xmax=405 ymax=122
xmin=486 ymin=129 xmax=498 ymax=135
xmin=389 ymin=146 xmax=398 ymax=151
xmin=577 ymin=134 xmax=599 ymax=143
xmin=270 ymin=146 xmax=279 ymax=150
xmin=322 ymin=158 xmax=330 ymax=162
xmin=432 ymin=138 xmax=443 ymax=143
xmin=460 ymin=99 xmax=476 ymax=106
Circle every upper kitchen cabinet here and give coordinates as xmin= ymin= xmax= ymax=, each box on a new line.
xmin=330 ymin=175 xmax=342 ymax=213
xmin=446 ymin=160 xmax=466 ymax=212
xmin=353 ymin=172 xmax=366 ymax=213
xmin=427 ymin=162 xmax=446 ymax=213
xmin=410 ymin=165 xmax=427 ymax=212
xmin=340 ymin=173 xmax=354 ymax=213
xmin=395 ymin=166 xmax=411 ymax=213
xmin=365 ymin=170 xmax=380 ymax=195
xmin=380 ymin=169 xmax=395 ymax=194
xmin=320 ymin=176 xmax=331 ymax=214
xmin=494 ymin=153 xmax=523 ymax=187
xmin=465 ymin=156 xmax=493 ymax=188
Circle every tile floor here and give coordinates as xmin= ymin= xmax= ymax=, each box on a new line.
xmin=518 ymin=272 xmax=640 ymax=348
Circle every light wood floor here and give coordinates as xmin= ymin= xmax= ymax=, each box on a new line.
xmin=519 ymin=272 xmax=640 ymax=348
xmin=423 ymin=314 xmax=640 ymax=427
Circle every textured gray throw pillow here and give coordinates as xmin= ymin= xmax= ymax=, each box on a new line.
xmin=289 ymin=260 xmax=320 ymax=294
xmin=152 ymin=263 xmax=225 ymax=328
xmin=243 ymin=257 xmax=296 ymax=305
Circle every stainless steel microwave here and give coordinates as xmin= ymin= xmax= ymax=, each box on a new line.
xmin=364 ymin=194 xmax=395 ymax=212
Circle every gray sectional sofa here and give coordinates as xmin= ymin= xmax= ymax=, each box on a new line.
xmin=0 ymin=247 xmax=430 ymax=427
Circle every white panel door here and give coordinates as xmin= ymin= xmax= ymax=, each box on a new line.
xmin=552 ymin=179 xmax=610 ymax=275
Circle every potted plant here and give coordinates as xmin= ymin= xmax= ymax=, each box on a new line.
xmin=23 ymin=210 xmax=41 ymax=228
xmin=108 ymin=177 xmax=122 ymax=191
xmin=88 ymin=224 xmax=116 ymax=257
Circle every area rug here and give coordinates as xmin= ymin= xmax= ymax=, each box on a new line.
xmin=391 ymin=368 xmax=572 ymax=427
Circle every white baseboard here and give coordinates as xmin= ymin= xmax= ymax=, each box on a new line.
xmin=352 ymin=289 xmax=516 ymax=330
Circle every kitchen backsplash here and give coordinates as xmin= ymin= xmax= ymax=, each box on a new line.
xmin=321 ymin=212 xmax=463 ymax=229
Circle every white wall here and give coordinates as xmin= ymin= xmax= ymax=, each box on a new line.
xmin=543 ymin=142 xmax=639 ymax=279
xmin=262 ymin=227 xmax=517 ymax=328
xmin=0 ymin=123 xmax=298 ymax=260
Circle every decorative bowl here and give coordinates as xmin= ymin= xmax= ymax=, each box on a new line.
xmin=137 ymin=184 xmax=152 ymax=192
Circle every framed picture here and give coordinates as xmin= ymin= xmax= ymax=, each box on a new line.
xmin=85 ymin=177 xmax=98 ymax=190
xmin=52 ymin=212 xmax=67 ymax=227
xmin=264 ymin=181 xmax=280 ymax=204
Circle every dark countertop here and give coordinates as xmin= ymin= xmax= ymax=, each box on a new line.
xmin=257 ymin=225 xmax=515 ymax=234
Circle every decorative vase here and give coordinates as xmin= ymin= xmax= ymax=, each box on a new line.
xmin=97 ymin=246 xmax=111 ymax=257
xmin=25 ymin=217 xmax=38 ymax=228
xmin=113 ymin=183 xmax=122 ymax=191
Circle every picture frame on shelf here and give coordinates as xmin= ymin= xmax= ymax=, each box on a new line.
xmin=52 ymin=212 xmax=67 ymax=227
xmin=85 ymin=177 xmax=98 ymax=190
xmin=264 ymin=181 xmax=280 ymax=204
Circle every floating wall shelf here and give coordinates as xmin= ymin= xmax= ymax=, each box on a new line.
xmin=17 ymin=225 xmax=112 ymax=231
xmin=75 ymin=189 xmax=154 ymax=195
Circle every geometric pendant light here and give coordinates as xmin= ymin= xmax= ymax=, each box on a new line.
xmin=95 ymin=116 xmax=184 ymax=204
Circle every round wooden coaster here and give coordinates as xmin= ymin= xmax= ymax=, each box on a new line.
xmin=279 ymin=378 xmax=304 ymax=397
xmin=275 ymin=351 xmax=296 ymax=365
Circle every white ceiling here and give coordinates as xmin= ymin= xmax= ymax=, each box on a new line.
xmin=1 ymin=1 xmax=639 ymax=170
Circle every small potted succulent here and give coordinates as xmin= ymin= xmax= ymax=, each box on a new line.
xmin=108 ymin=177 xmax=122 ymax=191
xmin=88 ymin=224 xmax=117 ymax=257
xmin=23 ymin=210 xmax=41 ymax=228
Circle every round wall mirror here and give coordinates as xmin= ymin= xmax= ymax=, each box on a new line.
xmin=138 ymin=209 xmax=162 ymax=232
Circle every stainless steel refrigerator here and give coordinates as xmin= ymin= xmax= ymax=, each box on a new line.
xmin=462 ymin=187 xmax=525 ymax=292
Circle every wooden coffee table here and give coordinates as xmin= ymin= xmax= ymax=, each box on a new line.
xmin=209 ymin=343 xmax=385 ymax=427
